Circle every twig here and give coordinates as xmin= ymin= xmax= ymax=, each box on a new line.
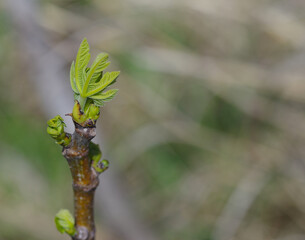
xmin=47 ymin=39 xmax=119 ymax=240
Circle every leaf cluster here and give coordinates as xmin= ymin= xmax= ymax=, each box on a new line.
xmin=70 ymin=38 xmax=120 ymax=109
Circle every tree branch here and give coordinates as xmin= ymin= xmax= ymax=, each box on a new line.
xmin=62 ymin=122 xmax=99 ymax=240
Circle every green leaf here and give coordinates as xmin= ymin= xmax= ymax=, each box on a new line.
xmin=79 ymin=54 xmax=90 ymax=92
xmin=70 ymin=61 xmax=78 ymax=94
xmin=83 ymin=53 xmax=110 ymax=95
xmin=90 ymin=89 xmax=118 ymax=101
xmin=75 ymin=38 xmax=90 ymax=95
xmin=91 ymin=89 xmax=118 ymax=107
xmin=74 ymin=93 xmax=81 ymax=103
xmin=92 ymin=99 xmax=105 ymax=107
xmin=92 ymin=62 xmax=110 ymax=82
xmin=88 ymin=53 xmax=110 ymax=82
xmin=86 ymin=71 xmax=120 ymax=97
xmin=100 ymin=71 xmax=120 ymax=86
xmin=93 ymin=72 xmax=103 ymax=83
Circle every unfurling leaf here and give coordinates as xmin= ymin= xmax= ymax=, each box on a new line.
xmin=90 ymin=89 xmax=118 ymax=101
xmin=70 ymin=61 xmax=78 ymax=94
xmin=86 ymin=53 xmax=110 ymax=86
xmin=86 ymin=71 xmax=120 ymax=97
xmin=91 ymin=88 xmax=117 ymax=107
xmin=75 ymin=38 xmax=90 ymax=94
xmin=92 ymin=99 xmax=104 ymax=107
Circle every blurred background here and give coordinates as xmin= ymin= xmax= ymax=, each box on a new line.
xmin=1 ymin=0 xmax=305 ymax=239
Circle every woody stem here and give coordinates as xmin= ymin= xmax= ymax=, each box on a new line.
xmin=62 ymin=122 xmax=99 ymax=240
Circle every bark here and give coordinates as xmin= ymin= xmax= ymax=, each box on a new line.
xmin=63 ymin=122 xmax=99 ymax=240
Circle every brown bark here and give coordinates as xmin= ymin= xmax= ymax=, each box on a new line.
xmin=62 ymin=122 xmax=99 ymax=240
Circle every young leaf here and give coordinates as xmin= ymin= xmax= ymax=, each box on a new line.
xmin=100 ymin=71 xmax=120 ymax=86
xmin=88 ymin=53 xmax=110 ymax=83
xmin=83 ymin=53 xmax=110 ymax=94
xmin=92 ymin=99 xmax=105 ymax=107
xmin=79 ymin=53 xmax=90 ymax=92
xmin=70 ymin=61 xmax=78 ymax=94
xmin=75 ymin=38 xmax=90 ymax=94
xmin=74 ymin=93 xmax=81 ymax=104
xmin=90 ymin=89 xmax=118 ymax=101
xmin=86 ymin=71 xmax=120 ymax=97
xmin=92 ymin=62 xmax=110 ymax=83
xmin=93 ymin=72 xmax=103 ymax=83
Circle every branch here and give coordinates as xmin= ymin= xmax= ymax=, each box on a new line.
xmin=62 ymin=120 xmax=99 ymax=240
xmin=47 ymin=39 xmax=119 ymax=240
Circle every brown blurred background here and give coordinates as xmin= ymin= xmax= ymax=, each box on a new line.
xmin=1 ymin=0 xmax=305 ymax=239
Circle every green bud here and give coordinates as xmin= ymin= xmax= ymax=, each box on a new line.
xmin=47 ymin=115 xmax=71 ymax=146
xmin=72 ymin=101 xmax=100 ymax=126
xmin=100 ymin=159 xmax=109 ymax=171
xmin=47 ymin=115 xmax=65 ymax=137
xmin=93 ymin=159 xmax=109 ymax=174
xmin=47 ymin=115 xmax=65 ymax=128
xmin=55 ymin=209 xmax=76 ymax=236
xmin=86 ymin=104 xmax=100 ymax=121
xmin=72 ymin=101 xmax=87 ymax=125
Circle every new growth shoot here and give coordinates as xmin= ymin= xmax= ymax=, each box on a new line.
xmin=47 ymin=38 xmax=120 ymax=240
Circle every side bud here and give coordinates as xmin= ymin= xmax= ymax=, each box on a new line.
xmin=55 ymin=209 xmax=76 ymax=236
xmin=47 ymin=115 xmax=71 ymax=146
xmin=90 ymin=142 xmax=109 ymax=174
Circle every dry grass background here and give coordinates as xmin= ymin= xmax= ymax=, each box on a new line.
xmin=1 ymin=0 xmax=305 ymax=240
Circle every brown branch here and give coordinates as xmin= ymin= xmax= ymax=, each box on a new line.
xmin=62 ymin=122 xmax=100 ymax=240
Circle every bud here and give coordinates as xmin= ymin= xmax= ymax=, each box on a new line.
xmin=93 ymin=159 xmax=109 ymax=174
xmin=99 ymin=159 xmax=109 ymax=172
xmin=72 ymin=101 xmax=87 ymax=124
xmin=47 ymin=115 xmax=65 ymax=138
xmin=72 ymin=100 xmax=100 ymax=126
xmin=90 ymin=142 xmax=108 ymax=174
xmin=47 ymin=115 xmax=71 ymax=146
xmin=86 ymin=104 xmax=100 ymax=121
xmin=55 ymin=209 xmax=76 ymax=236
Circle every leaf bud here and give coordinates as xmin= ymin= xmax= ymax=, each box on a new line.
xmin=54 ymin=209 xmax=76 ymax=236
